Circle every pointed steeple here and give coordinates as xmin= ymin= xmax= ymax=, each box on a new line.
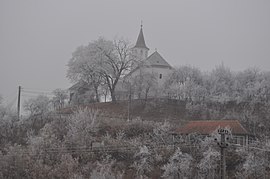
xmin=134 ymin=25 xmax=149 ymax=50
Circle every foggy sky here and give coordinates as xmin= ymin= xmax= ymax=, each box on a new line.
xmin=1 ymin=0 xmax=270 ymax=106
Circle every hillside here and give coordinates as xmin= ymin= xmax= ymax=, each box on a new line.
xmin=60 ymin=98 xmax=270 ymax=137
xmin=61 ymin=98 xmax=187 ymax=122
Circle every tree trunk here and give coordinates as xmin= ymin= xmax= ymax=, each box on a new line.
xmin=94 ymin=87 xmax=100 ymax=102
xmin=110 ymin=89 xmax=116 ymax=102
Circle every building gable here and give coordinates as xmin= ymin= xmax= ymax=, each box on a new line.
xmin=145 ymin=51 xmax=172 ymax=69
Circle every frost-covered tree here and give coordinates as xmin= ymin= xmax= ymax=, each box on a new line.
xmin=164 ymin=65 xmax=206 ymax=101
xmin=162 ymin=147 xmax=193 ymax=179
xmin=90 ymin=155 xmax=123 ymax=179
xmin=50 ymin=154 xmax=79 ymax=179
xmin=128 ymin=69 xmax=158 ymax=100
xmin=208 ymin=64 xmax=234 ymax=103
xmin=94 ymin=38 xmax=134 ymax=102
xmin=152 ymin=120 xmax=172 ymax=144
xmin=234 ymin=68 xmax=261 ymax=101
xmin=68 ymin=37 xmax=134 ymax=102
xmin=236 ymin=150 xmax=265 ymax=179
xmin=52 ymin=88 xmax=68 ymax=109
xmin=65 ymin=108 xmax=99 ymax=147
xmin=23 ymin=95 xmax=51 ymax=117
xmin=67 ymin=44 xmax=103 ymax=102
xmin=166 ymin=66 xmax=203 ymax=85
xmin=198 ymin=147 xmax=220 ymax=179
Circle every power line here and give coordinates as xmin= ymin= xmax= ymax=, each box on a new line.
xmin=21 ymin=90 xmax=54 ymax=95
xmin=1 ymin=141 xmax=269 ymax=159
xmin=22 ymin=87 xmax=54 ymax=93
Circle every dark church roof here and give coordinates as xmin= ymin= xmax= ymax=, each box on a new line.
xmin=145 ymin=51 xmax=172 ymax=69
xmin=134 ymin=26 xmax=149 ymax=50
xmin=69 ymin=81 xmax=90 ymax=91
xmin=126 ymin=51 xmax=172 ymax=77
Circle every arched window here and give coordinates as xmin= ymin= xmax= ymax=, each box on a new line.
xmin=159 ymin=74 xmax=162 ymax=79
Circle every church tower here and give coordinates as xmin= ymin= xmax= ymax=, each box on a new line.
xmin=133 ymin=25 xmax=149 ymax=61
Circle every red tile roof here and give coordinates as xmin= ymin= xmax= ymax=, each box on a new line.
xmin=174 ymin=120 xmax=248 ymax=135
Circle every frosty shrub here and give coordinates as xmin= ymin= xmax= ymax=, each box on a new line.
xmin=65 ymin=108 xmax=99 ymax=147
xmin=50 ymin=154 xmax=79 ymax=178
xmin=198 ymin=147 xmax=220 ymax=179
xmin=152 ymin=120 xmax=172 ymax=144
xmin=23 ymin=95 xmax=51 ymax=117
xmin=90 ymin=155 xmax=123 ymax=179
xmin=162 ymin=147 xmax=193 ymax=179
xmin=133 ymin=145 xmax=153 ymax=179
xmin=236 ymin=151 xmax=265 ymax=179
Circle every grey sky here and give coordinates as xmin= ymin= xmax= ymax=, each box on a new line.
xmin=1 ymin=0 xmax=270 ymax=105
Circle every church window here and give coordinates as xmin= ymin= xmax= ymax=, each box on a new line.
xmin=141 ymin=49 xmax=143 ymax=55
xmin=159 ymin=74 xmax=162 ymax=79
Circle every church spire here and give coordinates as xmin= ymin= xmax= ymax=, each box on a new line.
xmin=134 ymin=24 xmax=149 ymax=50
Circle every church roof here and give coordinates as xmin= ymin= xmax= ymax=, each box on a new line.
xmin=134 ymin=27 xmax=149 ymax=50
xmin=126 ymin=51 xmax=172 ymax=78
xmin=69 ymin=81 xmax=90 ymax=91
xmin=145 ymin=51 xmax=172 ymax=68
xmin=173 ymin=120 xmax=249 ymax=135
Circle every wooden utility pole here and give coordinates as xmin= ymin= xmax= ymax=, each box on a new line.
xmin=17 ymin=86 xmax=21 ymax=119
xmin=127 ymin=83 xmax=132 ymax=121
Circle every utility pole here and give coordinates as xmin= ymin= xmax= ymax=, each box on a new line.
xmin=215 ymin=128 xmax=230 ymax=179
xmin=17 ymin=86 xmax=21 ymax=119
xmin=127 ymin=83 xmax=131 ymax=121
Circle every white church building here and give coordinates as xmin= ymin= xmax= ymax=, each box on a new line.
xmin=115 ymin=26 xmax=173 ymax=100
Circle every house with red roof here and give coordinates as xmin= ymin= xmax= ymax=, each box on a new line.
xmin=173 ymin=120 xmax=252 ymax=146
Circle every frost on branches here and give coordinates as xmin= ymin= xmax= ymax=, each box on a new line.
xmin=133 ymin=145 xmax=153 ymax=179
xmin=162 ymin=147 xmax=193 ymax=179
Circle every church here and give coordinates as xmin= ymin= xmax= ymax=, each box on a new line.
xmin=115 ymin=25 xmax=173 ymax=100
xmin=69 ymin=25 xmax=174 ymax=103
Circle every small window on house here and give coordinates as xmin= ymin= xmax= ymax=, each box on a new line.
xmin=159 ymin=74 xmax=162 ymax=79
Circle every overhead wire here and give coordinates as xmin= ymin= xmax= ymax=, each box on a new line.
xmin=21 ymin=90 xmax=54 ymax=96
xmin=2 ymin=141 xmax=269 ymax=158
xmin=22 ymin=87 xmax=54 ymax=93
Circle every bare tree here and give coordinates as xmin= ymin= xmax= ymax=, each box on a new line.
xmin=94 ymin=38 xmax=134 ymax=102
xmin=67 ymin=45 xmax=103 ymax=102
xmin=52 ymin=89 xmax=68 ymax=109
xmin=128 ymin=69 xmax=158 ymax=100
xmin=67 ymin=37 xmax=134 ymax=102
xmin=24 ymin=95 xmax=51 ymax=117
